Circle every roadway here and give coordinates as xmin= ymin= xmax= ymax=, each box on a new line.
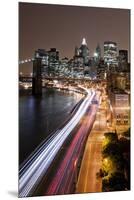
xmin=19 ymin=87 xmax=96 ymax=197
xmin=44 ymin=103 xmax=98 ymax=195
xmin=76 ymin=96 xmax=108 ymax=193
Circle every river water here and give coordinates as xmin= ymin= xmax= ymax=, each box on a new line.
xmin=19 ymin=88 xmax=83 ymax=165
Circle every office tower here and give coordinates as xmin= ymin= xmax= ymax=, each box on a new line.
xmin=95 ymin=43 xmax=101 ymax=59
xmin=104 ymin=41 xmax=117 ymax=65
xmin=79 ymin=38 xmax=90 ymax=65
xmin=94 ymin=43 xmax=101 ymax=64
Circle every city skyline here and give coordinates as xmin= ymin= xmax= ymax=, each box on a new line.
xmin=19 ymin=3 xmax=130 ymax=74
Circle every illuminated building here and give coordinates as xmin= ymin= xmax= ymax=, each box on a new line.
xmin=34 ymin=48 xmax=60 ymax=76
xmin=59 ymin=57 xmax=69 ymax=76
xmin=94 ymin=43 xmax=101 ymax=64
xmin=110 ymin=90 xmax=130 ymax=126
xmin=73 ymin=38 xmax=90 ymax=76
xmin=47 ymin=48 xmax=60 ymax=76
xmin=79 ymin=38 xmax=89 ymax=65
xmin=107 ymin=70 xmax=130 ymax=128
xmin=104 ymin=41 xmax=118 ymax=65
xmin=48 ymin=48 xmax=59 ymax=62
xmin=34 ymin=49 xmax=49 ymax=75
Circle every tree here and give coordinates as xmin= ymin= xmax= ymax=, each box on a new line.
xmin=101 ymin=130 xmax=130 ymax=192
xmin=103 ymin=132 xmax=118 ymax=147
xmin=104 ymin=132 xmax=118 ymax=142
xmin=102 ymin=142 xmax=120 ymax=158
xmin=119 ymin=137 xmax=130 ymax=153
xmin=102 ymin=172 xmax=126 ymax=192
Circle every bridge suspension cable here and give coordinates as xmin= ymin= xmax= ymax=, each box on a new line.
xmin=19 ymin=58 xmax=34 ymax=65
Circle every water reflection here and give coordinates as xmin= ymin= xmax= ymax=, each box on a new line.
xmin=19 ymin=88 xmax=83 ymax=165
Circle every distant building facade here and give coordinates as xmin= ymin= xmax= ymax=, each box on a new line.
xmin=110 ymin=90 xmax=130 ymax=126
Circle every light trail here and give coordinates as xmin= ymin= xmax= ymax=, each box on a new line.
xmin=19 ymin=87 xmax=95 ymax=197
xmin=46 ymin=106 xmax=97 ymax=195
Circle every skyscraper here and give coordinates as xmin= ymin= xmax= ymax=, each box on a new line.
xmin=95 ymin=43 xmax=101 ymax=59
xmin=79 ymin=38 xmax=90 ymax=65
xmin=47 ymin=48 xmax=59 ymax=75
xmin=48 ymin=48 xmax=59 ymax=63
xmin=34 ymin=49 xmax=49 ymax=75
xmin=94 ymin=43 xmax=101 ymax=64
xmin=104 ymin=41 xmax=118 ymax=65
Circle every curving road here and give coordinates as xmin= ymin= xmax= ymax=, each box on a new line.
xmin=45 ymin=103 xmax=98 ymax=195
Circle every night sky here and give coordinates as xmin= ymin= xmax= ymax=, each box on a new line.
xmin=19 ymin=2 xmax=130 ymax=74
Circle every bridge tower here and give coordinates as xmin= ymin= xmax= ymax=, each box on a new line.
xmin=32 ymin=57 xmax=42 ymax=95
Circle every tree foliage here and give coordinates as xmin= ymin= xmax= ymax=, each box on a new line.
xmin=102 ymin=142 xmax=120 ymax=158
xmin=104 ymin=132 xmax=118 ymax=142
xmin=102 ymin=172 xmax=126 ymax=192
xmin=101 ymin=130 xmax=130 ymax=191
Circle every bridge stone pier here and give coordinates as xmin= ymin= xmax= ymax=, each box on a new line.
xmin=32 ymin=57 xmax=42 ymax=95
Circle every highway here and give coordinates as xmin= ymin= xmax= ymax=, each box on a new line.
xmin=45 ymin=103 xmax=98 ymax=195
xmin=19 ymin=87 xmax=96 ymax=197
xmin=76 ymin=96 xmax=108 ymax=193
